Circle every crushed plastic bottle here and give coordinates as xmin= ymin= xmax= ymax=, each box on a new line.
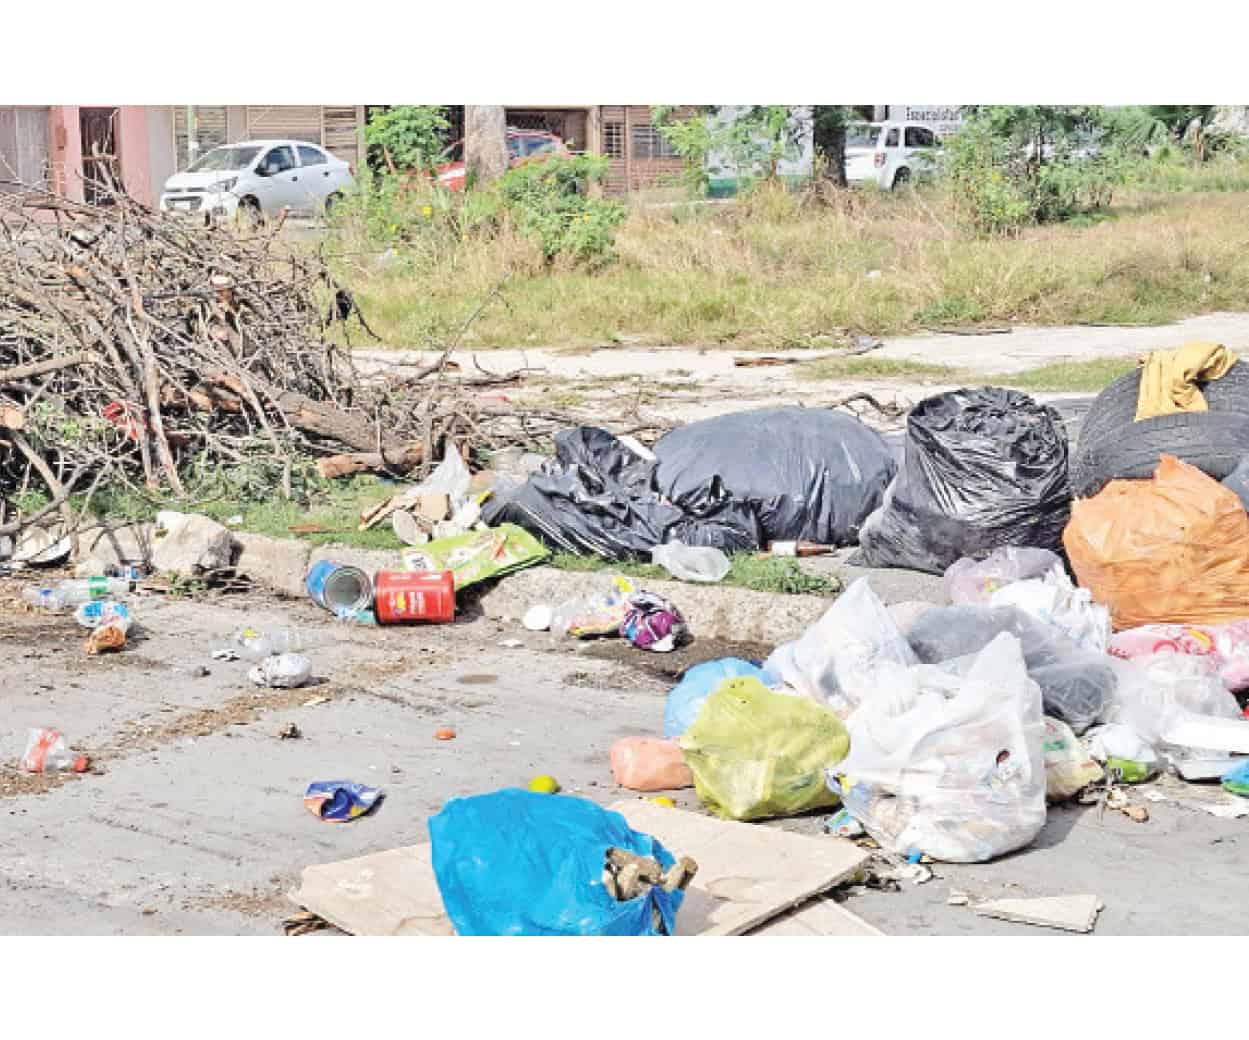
xmin=22 ymin=577 xmax=129 ymax=610
xmin=229 ymin=626 xmax=307 ymax=661
xmin=74 ymin=600 xmax=132 ymax=629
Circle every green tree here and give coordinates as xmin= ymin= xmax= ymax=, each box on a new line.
xmin=812 ymin=106 xmax=855 ymax=187
xmin=364 ymin=106 xmax=451 ymax=173
xmin=1115 ymin=105 xmax=1218 ymax=160
xmin=652 ymin=106 xmax=808 ymax=195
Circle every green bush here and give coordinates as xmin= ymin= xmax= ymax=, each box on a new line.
xmin=497 ymin=154 xmax=625 ymax=267
xmin=364 ymin=106 xmax=450 ymax=172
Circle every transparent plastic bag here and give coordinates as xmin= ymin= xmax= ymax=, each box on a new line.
xmin=1109 ymin=619 xmax=1249 ymax=692
xmin=1106 ymin=654 xmax=1246 ymax=751
xmin=943 ymin=547 xmax=1063 ymax=606
xmin=1042 ymin=717 xmax=1104 ymax=802
xmin=989 ymin=564 xmax=1110 ymax=653
xmin=907 ymin=604 xmax=1113 ymax=734
xmin=650 ymin=543 xmax=731 ymax=584
xmin=830 ymin=632 xmax=1047 ymax=863
xmin=763 ymin=578 xmax=917 ymax=718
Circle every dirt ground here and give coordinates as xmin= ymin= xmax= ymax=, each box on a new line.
xmin=3 ymin=570 xmax=1247 ymax=937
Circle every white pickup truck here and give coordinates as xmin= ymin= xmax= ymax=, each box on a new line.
xmin=844 ymin=121 xmax=941 ymax=190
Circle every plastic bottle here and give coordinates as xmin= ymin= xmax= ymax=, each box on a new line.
xmin=230 ymin=626 xmax=307 ymax=661
xmin=23 ymin=577 xmax=129 ymax=609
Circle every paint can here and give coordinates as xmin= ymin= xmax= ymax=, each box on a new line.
xmin=305 ymin=560 xmax=373 ymax=616
xmin=374 ymin=570 xmax=455 ymax=625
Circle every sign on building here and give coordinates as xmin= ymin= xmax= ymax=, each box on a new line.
xmin=888 ymin=105 xmax=965 ymax=138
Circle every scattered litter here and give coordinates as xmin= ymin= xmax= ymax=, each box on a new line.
xmin=650 ymin=796 xmax=676 ymax=808
xmin=283 ymin=910 xmax=332 ymax=937
xmin=609 ymin=737 xmax=693 ymax=792
xmin=1222 ymin=759 xmax=1249 ymax=797
xmin=973 ymin=894 xmax=1103 ymax=933
xmin=279 ymin=723 xmax=302 ymax=741
xmin=305 ymin=561 xmax=373 ymax=617
xmin=401 ymin=523 xmax=548 ymax=590
xmin=620 ymin=591 xmax=689 ymax=653
xmin=303 ymin=781 xmax=383 ymax=823
xmin=226 ymin=514 xmax=244 ymax=527
xmin=650 ymin=543 xmax=731 ymax=583
xmin=248 ymin=654 xmax=312 ymax=689
xmin=302 ymin=695 xmax=331 ymax=708
xmin=1042 ymin=717 xmax=1104 ymax=802
xmin=374 ymin=569 xmax=455 ymax=625
xmin=499 ymin=638 xmax=523 ymax=649
xmin=664 ymin=657 xmax=774 ymax=739
xmin=229 ymin=626 xmax=306 ymax=662
xmin=824 ymin=808 xmax=864 ymax=838
xmin=21 ymin=729 xmax=89 ymax=774
xmin=85 ymin=615 xmax=130 ymax=655
xmin=73 ymin=600 xmax=131 ymax=629
xmin=522 ymin=605 xmax=553 ymax=632
xmin=429 ymin=790 xmax=689 ymax=935
xmin=947 ymin=890 xmax=970 ymax=906
xmin=681 ymin=676 xmax=848 ymax=821
xmin=434 ymin=727 xmax=457 ymax=741
xmin=527 ymin=774 xmax=561 ymax=794
xmin=212 ymin=649 xmax=239 ymax=662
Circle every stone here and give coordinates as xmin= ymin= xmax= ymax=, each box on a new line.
xmin=151 ymin=512 xmax=236 ymax=577
xmin=73 ymin=522 xmax=157 ymax=568
xmin=234 ymin=532 xmax=311 ymax=598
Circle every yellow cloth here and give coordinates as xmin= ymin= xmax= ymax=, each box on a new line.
xmin=1135 ymin=341 xmax=1238 ymax=421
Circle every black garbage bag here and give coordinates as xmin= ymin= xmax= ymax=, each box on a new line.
xmin=907 ymin=605 xmax=1113 ymax=733
xmin=482 ymin=427 xmax=761 ymax=561
xmin=651 ymin=407 xmax=897 ymax=546
xmin=856 ymin=387 xmax=1072 ymax=575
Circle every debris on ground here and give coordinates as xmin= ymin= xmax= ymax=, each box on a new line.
xmin=973 ymin=894 xmax=1104 ymax=933
xmin=21 ymin=728 xmax=90 ymax=774
xmin=248 ymin=653 xmax=313 ymax=689
xmin=278 ymin=723 xmax=302 ymax=741
xmin=303 ymin=781 xmax=383 ymax=823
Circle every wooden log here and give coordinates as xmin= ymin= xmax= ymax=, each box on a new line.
xmin=0 ymin=350 xmax=95 ymax=386
xmin=316 ymin=447 xmax=424 ymax=480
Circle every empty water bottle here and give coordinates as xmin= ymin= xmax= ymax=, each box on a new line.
xmin=230 ymin=626 xmax=307 ymax=661
xmin=23 ymin=577 xmax=129 ymax=610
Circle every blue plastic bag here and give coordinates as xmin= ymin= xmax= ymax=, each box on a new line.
xmin=429 ymin=789 xmax=685 ymax=936
xmin=663 ymin=657 xmax=770 ymax=738
xmin=1222 ymin=759 xmax=1249 ymax=797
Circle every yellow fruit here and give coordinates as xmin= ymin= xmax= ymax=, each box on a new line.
xmin=650 ymin=797 xmax=675 ymax=808
xmin=528 ymin=775 xmax=561 ymax=794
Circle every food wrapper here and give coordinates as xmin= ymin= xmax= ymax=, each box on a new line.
xmin=401 ymin=523 xmax=548 ymax=590
xmin=303 ymin=780 xmax=383 ymax=822
xmin=621 ymin=591 xmax=689 ymax=652
xmin=85 ymin=622 xmax=128 ymax=655
xmin=565 ymin=576 xmax=636 ymax=637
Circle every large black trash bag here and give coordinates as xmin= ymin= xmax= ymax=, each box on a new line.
xmin=482 ymin=427 xmax=760 ymax=561
xmin=856 ymin=387 xmax=1072 ymax=575
xmin=907 ymin=605 xmax=1113 ymax=733
xmin=651 ymin=407 xmax=897 ymax=547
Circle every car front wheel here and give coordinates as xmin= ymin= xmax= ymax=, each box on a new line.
xmin=891 ymin=167 xmax=911 ymax=190
xmin=237 ymin=197 xmax=264 ymax=229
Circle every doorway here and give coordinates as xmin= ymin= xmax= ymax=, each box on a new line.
xmin=80 ymin=107 xmax=119 ymax=204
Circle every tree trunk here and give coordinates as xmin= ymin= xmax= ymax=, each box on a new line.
xmin=812 ymin=108 xmax=847 ymax=187
xmin=464 ymin=106 xmax=508 ymax=186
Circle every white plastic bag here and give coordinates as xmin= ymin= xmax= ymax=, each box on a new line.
xmin=830 ymin=632 xmax=1047 ymax=863
xmin=943 ymin=547 xmax=1063 ymax=605
xmin=990 ymin=564 xmax=1110 ymax=653
xmin=1107 ymin=654 xmax=1246 ymax=750
xmin=650 ymin=543 xmax=731 ymax=584
xmin=411 ymin=451 xmax=473 ymax=514
xmin=764 ymin=578 xmax=917 ymax=717
xmin=248 ymin=653 xmax=313 ymax=689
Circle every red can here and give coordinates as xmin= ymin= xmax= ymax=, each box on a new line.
xmin=374 ymin=570 xmax=456 ymax=625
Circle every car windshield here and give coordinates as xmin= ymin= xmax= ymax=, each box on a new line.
xmin=188 ymin=145 xmax=261 ymax=173
xmin=845 ymin=125 xmax=881 ymax=150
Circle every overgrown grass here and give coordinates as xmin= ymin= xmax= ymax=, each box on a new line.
xmin=549 ymin=550 xmax=842 ymax=596
xmin=326 ymin=172 xmax=1249 ymax=350
xmin=993 ymin=357 xmax=1137 ymax=393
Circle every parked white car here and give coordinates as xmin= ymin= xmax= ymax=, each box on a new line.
xmin=844 ymin=122 xmax=941 ymax=190
xmin=159 ymin=140 xmax=354 ymax=224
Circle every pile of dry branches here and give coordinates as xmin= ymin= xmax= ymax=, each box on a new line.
xmin=0 ymin=187 xmax=642 ymax=540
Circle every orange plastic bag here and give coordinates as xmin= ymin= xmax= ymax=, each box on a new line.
xmin=609 ymin=737 xmax=694 ymax=792
xmin=1064 ymin=454 xmax=1249 ymax=629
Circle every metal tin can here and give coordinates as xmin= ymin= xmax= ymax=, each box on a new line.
xmin=374 ymin=570 xmax=455 ymax=625
xmin=305 ymin=560 xmax=373 ymax=617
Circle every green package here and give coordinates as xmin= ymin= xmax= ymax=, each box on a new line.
xmin=401 ymin=523 xmax=549 ymax=590
xmin=679 ymin=676 xmax=850 ymax=822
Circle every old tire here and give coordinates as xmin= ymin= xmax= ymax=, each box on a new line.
xmin=1071 ymin=361 xmax=1249 ymax=497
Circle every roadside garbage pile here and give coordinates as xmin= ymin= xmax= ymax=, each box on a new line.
xmin=484 ymin=408 xmax=896 ymax=560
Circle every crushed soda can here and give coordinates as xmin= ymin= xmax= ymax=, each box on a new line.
xmin=248 ymin=653 xmax=313 ymax=689
xmin=620 ymin=591 xmax=689 ymax=653
xmin=303 ymin=780 xmax=383 ymax=822
xmin=824 ymin=808 xmax=865 ymax=838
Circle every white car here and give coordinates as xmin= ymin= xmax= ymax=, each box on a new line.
xmin=844 ymin=122 xmax=941 ymax=190
xmin=159 ymin=139 xmax=354 ymax=224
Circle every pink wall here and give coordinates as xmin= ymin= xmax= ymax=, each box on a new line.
xmin=47 ymin=105 xmax=83 ymax=201
xmin=116 ymin=106 xmax=153 ymax=205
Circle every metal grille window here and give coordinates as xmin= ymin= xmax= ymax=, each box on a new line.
xmin=629 ymin=123 xmax=676 ymax=159
xmin=603 ymin=121 xmax=624 ymax=159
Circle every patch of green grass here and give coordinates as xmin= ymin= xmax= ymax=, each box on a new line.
xmin=993 ymin=357 xmax=1137 ymax=393
xmin=801 ymin=357 xmax=954 ymax=381
xmin=548 ymin=551 xmax=841 ymax=597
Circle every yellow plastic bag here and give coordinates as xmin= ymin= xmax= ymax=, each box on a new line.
xmin=678 ymin=677 xmax=849 ymax=821
xmin=1064 ymin=455 xmax=1249 ymax=629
